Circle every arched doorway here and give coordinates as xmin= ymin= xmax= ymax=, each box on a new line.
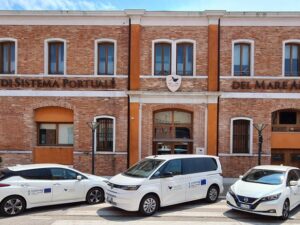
xmin=153 ymin=109 xmax=193 ymax=155
xmin=271 ymin=109 xmax=300 ymax=167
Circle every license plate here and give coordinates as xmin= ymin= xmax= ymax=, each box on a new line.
xmin=240 ymin=203 xmax=251 ymax=210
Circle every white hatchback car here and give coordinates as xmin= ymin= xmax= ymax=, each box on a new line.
xmin=106 ymin=155 xmax=223 ymax=216
xmin=226 ymin=165 xmax=300 ymax=220
xmin=0 ymin=164 xmax=108 ymax=216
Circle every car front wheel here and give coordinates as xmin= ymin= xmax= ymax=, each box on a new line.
xmin=281 ymin=199 xmax=290 ymax=220
xmin=0 ymin=195 xmax=26 ymax=216
xmin=139 ymin=194 xmax=159 ymax=216
xmin=86 ymin=187 xmax=104 ymax=204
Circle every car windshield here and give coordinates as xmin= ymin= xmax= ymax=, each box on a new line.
xmin=123 ymin=159 xmax=165 ymax=178
xmin=242 ymin=169 xmax=285 ymax=185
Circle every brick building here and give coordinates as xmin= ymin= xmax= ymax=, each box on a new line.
xmin=0 ymin=10 xmax=299 ymax=177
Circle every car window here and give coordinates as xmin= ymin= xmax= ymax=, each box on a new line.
xmin=162 ymin=159 xmax=182 ymax=176
xmin=287 ymin=170 xmax=299 ymax=186
xmin=123 ymin=159 xmax=165 ymax=178
xmin=242 ymin=169 xmax=285 ymax=185
xmin=50 ymin=168 xmax=78 ymax=180
xmin=182 ymin=158 xmax=218 ymax=175
xmin=0 ymin=168 xmax=15 ymax=181
xmin=19 ymin=168 xmax=52 ymax=180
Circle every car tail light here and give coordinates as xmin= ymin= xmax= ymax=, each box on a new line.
xmin=0 ymin=183 xmax=10 ymax=187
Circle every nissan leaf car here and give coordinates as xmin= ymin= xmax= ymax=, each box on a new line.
xmin=226 ymin=165 xmax=300 ymax=220
xmin=0 ymin=164 xmax=108 ymax=216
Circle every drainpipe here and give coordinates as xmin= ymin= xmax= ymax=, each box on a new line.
xmin=217 ymin=18 xmax=221 ymax=156
xmin=127 ymin=18 xmax=131 ymax=169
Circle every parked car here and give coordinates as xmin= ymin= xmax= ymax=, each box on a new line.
xmin=0 ymin=164 xmax=108 ymax=216
xmin=106 ymin=154 xmax=223 ymax=216
xmin=226 ymin=165 xmax=300 ymax=220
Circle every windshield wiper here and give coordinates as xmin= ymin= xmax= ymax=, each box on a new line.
xmin=123 ymin=172 xmax=144 ymax=178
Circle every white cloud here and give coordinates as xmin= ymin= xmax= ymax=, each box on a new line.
xmin=0 ymin=0 xmax=118 ymax=10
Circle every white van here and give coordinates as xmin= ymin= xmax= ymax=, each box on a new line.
xmin=106 ymin=154 xmax=223 ymax=215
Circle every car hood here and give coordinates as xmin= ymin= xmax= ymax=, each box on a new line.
xmin=109 ymin=173 xmax=146 ymax=186
xmin=232 ymin=180 xmax=282 ymax=198
xmin=84 ymin=173 xmax=108 ymax=182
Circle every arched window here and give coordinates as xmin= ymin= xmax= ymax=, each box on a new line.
xmin=176 ymin=42 xmax=194 ymax=76
xmin=153 ymin=110 xmax=193 ymax=155
xmin=45 ymin=38 xmax=66 ymax=75
xmin=94 ymin=116 xmax=115 ymax=152
xmin=95 ymin=39 xmax=116 ymax=75
xmin=154 ymin=42 xmax=171 ymax=75
xmin=0 ymin=38 xmax=17 ymax=74
xmin=284 ymin=42 xmax=300 ymax=76
xmin=231 ymin=117 xmax=253 ymax=154
xmin=232 ymin=40 xmax=254 ymax=76
xmin=35 ymin=106 xmax=73 ymax=146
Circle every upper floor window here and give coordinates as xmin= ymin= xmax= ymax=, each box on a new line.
xmin=0 ymin=41 xmax=15 ymax=74
xmin=98 ymin=42 xmax=114 ymax=75
xmin=176 ymin=43 xmax=193 ymax=76
xmin=231 ymin=118 xmax=252 ymax=154
xmin=234 ymin=43 xmax=251 ymax=76
xmin=96 ymin=117 xmax=115 ymax=152
xmin=285 ymin=43 xmax=300 ymax=76
xmin=48 ymin=41 xmax=64 ymax=75
xmin=154 ymin=43 xmax=171 ymax=75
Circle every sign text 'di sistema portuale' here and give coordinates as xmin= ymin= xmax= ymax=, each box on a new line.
xmin=0 ymin=78 xmax=116 ymax=89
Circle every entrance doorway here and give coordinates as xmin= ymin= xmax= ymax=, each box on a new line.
xmin=153 ymin=110 xmax=193 ymax=155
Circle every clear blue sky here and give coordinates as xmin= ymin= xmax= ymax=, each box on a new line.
xmin=0 ymin=0 xmax=300 ymax=11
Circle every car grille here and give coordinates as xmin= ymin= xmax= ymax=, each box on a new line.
xmin=237 ymin=195 xmax=257 ymax=204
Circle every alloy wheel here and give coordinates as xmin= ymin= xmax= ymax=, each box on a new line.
xmin=143 ymin=197 xmax=157 ymax=214
xmin=282 ymin=200 xmax=290 ymax=220
xmin=3 ymin=197 xmax=24 ymax=216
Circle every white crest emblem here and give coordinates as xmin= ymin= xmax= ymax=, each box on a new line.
xmin=166 ymin=75 xmax=182 ymax=92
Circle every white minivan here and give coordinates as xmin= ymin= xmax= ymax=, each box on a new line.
xmin=106 ymin=155 xmax=223 ymax=215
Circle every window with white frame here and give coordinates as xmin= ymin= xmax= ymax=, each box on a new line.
xmin=154 ymin=42 xmax=171 ymax=75
xmin=284 ymin=43 xmax=300 ymax=76
xmin=95 ymin=116 xmax=115 ymax=152
xmin=45 ymin=39 xmax=66 ymax=75
xmin=95 ymin=39 xmax=116 ymax=76
xmin=0 ymin=39 xmax=16 ymax=74
xmin=232 ymin=40 xmax=254 ymax=76
xmin=231 ymin=118 xmax=252 ymax=154
xmin=152 ymin=39 xmax=195 ymax=76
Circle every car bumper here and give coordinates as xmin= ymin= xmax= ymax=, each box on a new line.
xmin=226 ymin=192 xmax=282 ymax=217
xmin=105 ymin=189 xmax=141 ymax=212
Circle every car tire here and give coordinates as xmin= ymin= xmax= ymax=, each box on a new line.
xmin=86 ymin=187 xmax=104 ymax=204
xmin=281 ymin=199 xmax=290 ymax=220
xmin=0 ymin=195 xmax=26 ymax=217
xmin=139 ymin=194 xmax=159 ymax=216
xmin=206 ymin=185 xmax=219 ymax=203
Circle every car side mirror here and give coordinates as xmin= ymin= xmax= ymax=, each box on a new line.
xmin=77 ymin=175 xmax=82 ymax=181
xmin=163 ymin=172 xmax=173 ymax=178
xmin=289 ymin=180 xmax=298 ymax=186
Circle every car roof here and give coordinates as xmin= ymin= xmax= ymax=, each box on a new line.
xmin=252 ymin=165 xmax=299 ymax=172
xmin=146 ymin=154 xmax=219 ymax=160
xmin=7 ymin=163 xmax=71 ymax=171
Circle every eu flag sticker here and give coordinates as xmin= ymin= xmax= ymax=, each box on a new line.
xmin=201 ymin=179 xmax=207 ymax=185
xmin=44 ymin=188 xmax=52 ymax=193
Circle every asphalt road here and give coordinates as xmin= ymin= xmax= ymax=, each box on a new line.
xmin=1 ymin=198 xmax=300 ymax=225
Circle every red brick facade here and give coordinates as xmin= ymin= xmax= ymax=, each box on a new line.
xmin=0 ymin=11 xmax=300 ymax=177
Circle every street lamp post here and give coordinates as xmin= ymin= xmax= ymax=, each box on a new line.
xmin=253 ymin=123 xmax=267 ymax=165
xmin=87 ymin=121 xmax=100 ymax=175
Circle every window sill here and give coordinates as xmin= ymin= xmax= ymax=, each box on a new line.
xmin=95 ymin=151 xmax=127 ymax=155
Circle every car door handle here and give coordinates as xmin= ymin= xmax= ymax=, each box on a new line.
xmin=53 ymin=183 xmax=61 ymax=186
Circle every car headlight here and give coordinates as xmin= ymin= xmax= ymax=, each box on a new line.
xmin=120 ymin=185 xmax=141 ymax=191
xmin=261 ymin=193 xmax=281 ymax=202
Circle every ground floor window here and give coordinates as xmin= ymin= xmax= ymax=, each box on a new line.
xmin=153 ymin=110 xmax=193 ymax=155
xmin=96 ymin=117 xmax=114 ymax=152
xmin=231 ymin=118 xmax=251 ymax=154
xmin=38 ymin=123 xmax=73 ymax=146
